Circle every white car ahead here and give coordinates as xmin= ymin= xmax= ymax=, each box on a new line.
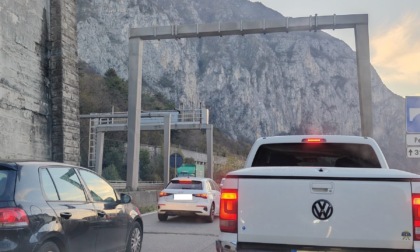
xmin=157 ymin=177 xmax=221 ymax=222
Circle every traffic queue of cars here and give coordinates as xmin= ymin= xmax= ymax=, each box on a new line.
xmin=0 ymin=160 xmax=223 ymax=252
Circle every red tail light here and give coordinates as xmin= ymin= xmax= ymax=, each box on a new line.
xmin=159 ymin=191 xmax=172 ymax=197
xmin=220 ymin=189 xmax=238 ymax=233
xmin=413 ymin=194 xmax=420 ymax=240
xmin=0 ymin=208 xmax=29 ymax=228
xmin=193 ymin=193 xmax=207 ymax=199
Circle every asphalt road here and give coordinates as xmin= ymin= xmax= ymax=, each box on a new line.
xmin=142 ymin=212 xmax=219 ymax=252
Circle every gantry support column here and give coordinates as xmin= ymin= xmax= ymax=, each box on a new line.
xmin=94 ymin=131 xmax=105 ymax=175
xmin=355 ymin=24 xmax=373 ymax=137
xmin=163 ymin=114 xmax=171 ymax=185
xmin=127 ymin=37 xmax=143 ymax=190
xmin=206 ymin=125 xmax=214 ymax=178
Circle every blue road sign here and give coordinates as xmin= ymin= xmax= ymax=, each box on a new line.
xmin=170 ymin=153 xmax=183 ymax=168
xmin=406 ymin=96 xmax=420 ymax=133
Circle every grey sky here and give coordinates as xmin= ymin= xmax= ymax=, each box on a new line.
xmin=250 ymin=0 xmax=420 ymax=97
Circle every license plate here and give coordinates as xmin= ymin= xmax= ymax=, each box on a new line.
xmin=174 ymin=194 xmax=192 ymax=200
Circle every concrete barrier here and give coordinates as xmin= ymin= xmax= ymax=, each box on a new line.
xmin=120 ymin=190 xmax=159 ymax=210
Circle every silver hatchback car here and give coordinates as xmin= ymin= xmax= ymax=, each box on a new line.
xmin=157 ymin=177 xmax=221 ymax=222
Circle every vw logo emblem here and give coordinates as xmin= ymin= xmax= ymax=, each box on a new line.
xmin=312 ymin=199 xmax=333 ymax=220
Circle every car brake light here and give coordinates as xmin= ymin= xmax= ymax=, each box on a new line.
xmin=302 ymin=138 xmax=326 ymax=143
xmin=193 ymin=193 xmax=207 ymax=199
xmin=413 ymin=194 xmax=420 ymax=240
xmin=0 ymin=208 xmax=29 ymax=228
xmin=179 ymin=180 xmax=192 ymax=184
xmin=159 ymin=191 xmax=172 ymax=197
xmin=220 ymin=189 xmax=238 ymax=233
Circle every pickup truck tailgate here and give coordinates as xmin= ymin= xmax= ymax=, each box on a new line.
xmin=237 ymin=177 xmax=413 ymax=250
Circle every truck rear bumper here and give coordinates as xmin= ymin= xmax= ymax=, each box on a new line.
xmin=216 ymin=240 xmax=420 ymax=252
xmin=235 ymin=242 xmax=417 ymax=251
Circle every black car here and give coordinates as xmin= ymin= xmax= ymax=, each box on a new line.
xmin=0 ymin=161 xmax=143 ymax=252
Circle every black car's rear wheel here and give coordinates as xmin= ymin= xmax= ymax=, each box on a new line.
xmin=37 ymin=241 xmax=60 ymax=252
xmin=126 ymin=222 xmax=143 ymax=252
xmin=158 ymin=213 xmax=168 ymax=221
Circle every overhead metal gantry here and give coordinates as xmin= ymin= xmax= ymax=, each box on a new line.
xmin=128 ymin=14 xmax=373 ymax=190
xmin=80 ymin=109 xmax=213 ymax=186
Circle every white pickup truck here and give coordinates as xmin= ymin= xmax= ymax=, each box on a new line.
xmin=216 ymin=135 xmax=420 ymax=252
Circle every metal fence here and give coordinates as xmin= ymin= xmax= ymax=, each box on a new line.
xmin=109 ymin=180 xmax=165 ymax=191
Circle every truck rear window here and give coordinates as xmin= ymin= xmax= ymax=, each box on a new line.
xmin=0 ymin=169 xmax=16 ymax=201
xmin=252 ymin=143 xmax=381 ymax=168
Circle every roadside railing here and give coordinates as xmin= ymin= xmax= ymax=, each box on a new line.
xmin=108 ymin=180 xmax=165 ymax=191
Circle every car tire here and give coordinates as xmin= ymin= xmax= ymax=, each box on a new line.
xmin=126 ymin=222 xmax=143 ymax=252
xmin=205 ymin=203 xmax=215 ymax=223
xmin=37 ymin=241 xmax=60 ymax=252
xmin=158 ymin=213 xmax=168 ymax=221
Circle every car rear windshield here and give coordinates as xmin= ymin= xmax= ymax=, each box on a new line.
xmin=252 ymin=143 xmax=381 ymax=168
xmin=166 ymin=180 xmax=203 ymax=190
xmin=0 ymin=169 xmax=16 ymax=201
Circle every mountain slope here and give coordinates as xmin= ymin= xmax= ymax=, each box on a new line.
xmin=77 ymin=0 xmax=418 ymax=172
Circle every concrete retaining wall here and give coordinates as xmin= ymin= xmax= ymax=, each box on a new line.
xmin=0 ymin=0 xmax=80 ymax=164
xmin=0 ymin=0 xmax=51 ymax=160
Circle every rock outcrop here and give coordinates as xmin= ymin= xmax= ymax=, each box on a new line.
xmin=77 ymin=0 xmax=418 ymax=171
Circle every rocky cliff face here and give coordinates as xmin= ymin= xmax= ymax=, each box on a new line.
xmin=77 ymin=0 xmax=418 ymax=171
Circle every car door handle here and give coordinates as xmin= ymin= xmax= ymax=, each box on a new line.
xmin=97 ymin=211 xmax=106 ymax=218
xmin=60 ymin=212 xmax=72 ymax=219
